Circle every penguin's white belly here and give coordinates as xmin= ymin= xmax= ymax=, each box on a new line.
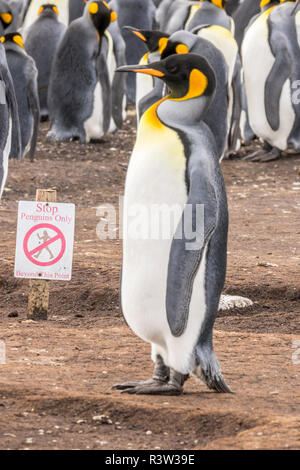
xmin=0 ymin=117 xmax=12 ymax=199
xmin=242 ymin=14 xmax=295 ymax=150
xmin=22 ymin=0 xmax=69 ymax=30
xmin=84 ymin=82 xmax=104 ymax=142
xmin=122 ymin=122 xmax=207 ymax=374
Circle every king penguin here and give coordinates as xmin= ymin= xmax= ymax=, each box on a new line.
xmin=47 ymin=1 xmax=119 ymax=143
xmin=242 ymin=0 xmax=300 ymax=161
xmin=24 ymin=4 xmax=67 ymax=120
xmin=22 ymin=0 xmax=69 ymax=30
xmin=109 ymin=0 xmax=156 ymax=104
xmin=2 ymin=32 xmax=40 ymax=160
xmin=113 ymin=53 xmax=232 ymax=395
xmin=0 ymin=40 xmax=21 ymax=198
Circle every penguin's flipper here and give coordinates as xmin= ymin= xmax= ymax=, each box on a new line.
xmin=265 ymin=48 xmax=291 ymax=131
xmin=27 ymin=78 xmax=40 ymax=161
xmin=228 ymin=54 xmax=242 ymax=153
xmin=110 ymin=27 xmax=127 ymax=129
xmin=96 ymin=45 xmax=112 ymax=135
xmin=166 ymin=168 xmax=217 ymax=338
xmin=1 ymin=63 xmax=22 ymax=160
xmin=111 ymin=71 xmax=125 ymax=129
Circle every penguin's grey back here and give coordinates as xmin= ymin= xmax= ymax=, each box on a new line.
xmin=68 ymin=0 xmax=85 ymax=24
xmin=5 ymin=46 xmax=35 ymax=153
xmin=24 ymin=12 xmax=66 ymax=117
xmin=48 ymin=17 xmax=99 ymax=138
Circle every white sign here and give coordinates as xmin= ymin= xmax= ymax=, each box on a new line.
xmin=14 ymin=201 xmax=75 ymax=281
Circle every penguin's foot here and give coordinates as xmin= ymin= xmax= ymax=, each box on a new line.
xmin=243 ymin=147 xmax=281 ymax=162
xmin=112 ymin=355 xmax=170 ymax=391
xmin=218 ymin=294 xmax=253 ymax=311
xmin=112 ymin=377 xmax=168 ymax=391
xmin=116 ymin=370 xmax=187 ymax=396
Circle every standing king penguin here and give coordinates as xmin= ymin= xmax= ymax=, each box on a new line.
xmin=0 ymin=40 xmax=21 ymax=198
xmin=2 ymin=32 xmax=40 ymax=160
xmin=24 ymin=4 xmax=66 ymax=120
xmin=242 ymin=0 xmax=300 ymax=161
xmin=47 ymin=1 xmax=119 ymax=143
xmin=114 ymin=53 xmax=232 ymax=395
xmin=22 ymin=0 xmax=69 ymax=30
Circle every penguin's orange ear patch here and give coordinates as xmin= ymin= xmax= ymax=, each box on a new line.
xmin=158 ymin=37 xmax=168 ymax=54
xmin=38 ymin=6 xmax=44 ymax=15
xmin=175 ymin=44 xmax=189 ymax=54
xmin=212 ymin=0 xmax=224 ymax=8
xmin=0 ymin=36 xmax=5 ymax=44
xmin=13 ymin=34 xmax=24 ymax=49
xmin=260 ymin=0 xmax=270 ymax=7
xmin=88 ymin=2 xmax=99 ymax=14
xmin=0 ymin=13 xmax=12 ymax=24
xmin=110 ymin=11 xmax=117 ymax=22
xmin=52 ymin=6 xmax=59 ymax=15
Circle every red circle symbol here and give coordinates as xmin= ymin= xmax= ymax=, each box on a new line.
xmin=23 ymin=223 xmax=66 ymax=267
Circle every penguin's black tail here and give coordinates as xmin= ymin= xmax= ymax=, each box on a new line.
xmin=194 ymin=346 xmax=233 ymax=394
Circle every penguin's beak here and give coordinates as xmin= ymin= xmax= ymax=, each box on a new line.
xmin=123 ymin=26 xmax=147 ymax=42
xmin=116 ymin=63 xmax=165 ymax=78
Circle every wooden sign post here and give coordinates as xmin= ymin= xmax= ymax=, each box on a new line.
xmin=28 ymin=189 xmax=57 ymax=320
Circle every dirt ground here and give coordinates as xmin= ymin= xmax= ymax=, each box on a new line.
xmin=0 ymin=112 xmax=299 ymax=450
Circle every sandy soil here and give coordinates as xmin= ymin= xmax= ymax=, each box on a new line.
xmin=0 ymin=114 xmax=299 ymax=450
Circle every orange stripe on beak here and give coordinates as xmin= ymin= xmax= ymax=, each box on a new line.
xmin=132 ymin=68 xmax=164 ymax=77
xmin=132 ymin=31 xmax=146 ymax=42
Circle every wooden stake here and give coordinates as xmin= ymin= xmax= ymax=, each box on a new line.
xmin=27 ymin=189 xmax=57 ymax=320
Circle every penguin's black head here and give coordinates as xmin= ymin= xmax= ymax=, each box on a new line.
xmin=87 ymin=1 xmax=117 ymax=36
xmin=1 ymin=32 xmax=24 ymax=49
xmin=123 ymin=26 xmax=170 ymax=54
xmin=0 ymin=10 xmax=12 ymax=30
xmin=160 ymin=39 xmax=190 ymax=60
xmin=38 ymin=4 xmax=59 ymax=17
xmin=117 ymin=53 xmax=216 ymax=100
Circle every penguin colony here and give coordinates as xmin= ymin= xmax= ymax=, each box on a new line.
xmin=0 ymin=0 xmax=299 ymax=395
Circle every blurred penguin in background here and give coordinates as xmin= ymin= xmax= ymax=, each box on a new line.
xmin=109 ymin=0 xmax=156 ymax=104
xmin=0 ymin=0 xmax=26 ymax=35
xmin=2 ymin=32 xmax=40 ymax=160
xmin=22 ymin=0 xmax=69 ymax=29
xmin=24 ymin=4 xmax=66 ymax=120
xmin=47 ymin=1 xmax=123 ymax=143
xmin=68 ymin=0 xmax=85 ymax=24
xmin=0 ymin=40 xmax=21 ymax=198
